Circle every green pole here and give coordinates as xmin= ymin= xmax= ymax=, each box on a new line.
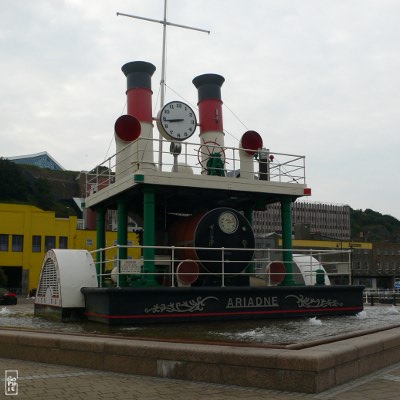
xmin=96 ymin=207 xmax=106 ymax=286
xmin=281 ymin=196 xmax=296 ymax=286
xmin=117 ymin=198 xmax=128 ymax=287
xmin=143 ymin=186 xmax=158 ymax=286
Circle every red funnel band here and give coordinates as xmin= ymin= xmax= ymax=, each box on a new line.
xmin=114 ymin=114 xmax=141 ymax=142
xmin=126 ymin=88 xmax=153 ymax=122
xmin=198 ymin=99 xmax=223 ymax=134
xmin=241 ymin=131 xmax=263 ymax=155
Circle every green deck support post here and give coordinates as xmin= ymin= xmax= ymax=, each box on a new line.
xmin=143 ymin=186 xmax=158 ymax=286
xmin=281 ymin=196 xmax=296 ymax=286
xmin=117 ymin=199 xmax=128 ymax=287
xmin=96 ymin=207 xmax=106 ymax=286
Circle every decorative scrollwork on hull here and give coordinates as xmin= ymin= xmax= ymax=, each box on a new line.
xmin=285 ymin=294 xmax=343 ymax=309
xmin=145 ymin=296 xmax=219 ymax=314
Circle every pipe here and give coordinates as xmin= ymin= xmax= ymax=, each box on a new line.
xmin=115 ymin=61 xmax=156 ymax=178
xmin=192 ymin=74 xmax=225 ymax=174
xmin=239 ymin=130 xmax=263 ymax=180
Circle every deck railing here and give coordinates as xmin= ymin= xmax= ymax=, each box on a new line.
xmin=89 ymin=245 xmax=352 ymax=288
xmin=85 ymin=137 xmax=306 ymax=196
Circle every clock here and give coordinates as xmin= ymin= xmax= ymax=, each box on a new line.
xmin=218 ymin=211 xmax=239 ymax=234
xmin=157 ymin=101 xmax=197 ymax=141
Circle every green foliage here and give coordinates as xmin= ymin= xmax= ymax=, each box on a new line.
xmin=52 ymin=202 xmax=78 ymax=218
xmin=351 ymin=208 xmax=400 ymax=242
xmin=0 ymin=158 xmax=77 ymax=217
xmin=0 ymin=158 xmax=31 ymax=201
xmin=90 ymin=165 xmax=110 ymax=174
xmin=32 ymin=178 xmax=55 ymax=210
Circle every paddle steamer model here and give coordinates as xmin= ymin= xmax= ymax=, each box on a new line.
xmin=34 ymin=5 xmax=364 ymax=325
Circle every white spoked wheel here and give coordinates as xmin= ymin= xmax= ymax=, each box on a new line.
xmin=197 ymin=141 xmax=226 ymax=171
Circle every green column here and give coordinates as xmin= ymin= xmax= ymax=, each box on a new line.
xmin=281 ymin=197 xmax=296 ymax=286
xmin=142 ymin=186 xmax=157 ymax=286
xmin=117 ymin=199 xmax=128 ymax=287
xmin=96 ymin=207 xmax=106 ymax=286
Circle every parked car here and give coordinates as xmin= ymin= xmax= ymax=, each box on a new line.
xmin=0 ymin=289 xmax=17 ymax=305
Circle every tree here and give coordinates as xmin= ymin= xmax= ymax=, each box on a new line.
xmin=350 ymin=208 xmax=400 ymax=242
xmin=0 ymin=158 xmax=30 ymax=201
xmin=32 ymin=178 xmax=55 ymax=210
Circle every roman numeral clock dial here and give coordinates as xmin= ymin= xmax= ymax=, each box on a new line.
xmin=157 ymin=101 xmax=197 ymax=141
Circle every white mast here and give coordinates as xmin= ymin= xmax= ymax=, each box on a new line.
xmin=117 ymin=1 xmax=210 ymax=169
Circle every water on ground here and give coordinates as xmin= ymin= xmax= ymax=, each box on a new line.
xmin=1 ymin=301 xmax=399 ymax=345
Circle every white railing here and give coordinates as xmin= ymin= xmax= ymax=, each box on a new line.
xmin=363 ymin=288 xmax=400 ymax=304
xmin=90 ymin=245 xmax=352 ymax=288
xmin=85 ymin=137 xmax=306 ymax=196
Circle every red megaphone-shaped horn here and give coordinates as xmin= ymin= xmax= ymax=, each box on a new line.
xmin=114 ymin=114 xmax=141 ymax=142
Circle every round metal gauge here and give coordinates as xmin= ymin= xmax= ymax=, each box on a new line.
xmin=218 ymin=211 xmax=239 ymax=234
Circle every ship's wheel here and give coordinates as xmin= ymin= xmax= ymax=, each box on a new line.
xmin=197 ymin=141 xmax=227 ymax=176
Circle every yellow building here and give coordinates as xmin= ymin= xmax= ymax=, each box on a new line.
xmin=288 ymin=239 xmax=372 ymax=251
xmin=0 ymin=204 xmax=139 ymax=294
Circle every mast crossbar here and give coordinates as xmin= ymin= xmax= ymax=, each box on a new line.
xmin=116 ymin=12 xmax=210 ymax=34
xmin=117 ymin=2 xmax=210 ymax=169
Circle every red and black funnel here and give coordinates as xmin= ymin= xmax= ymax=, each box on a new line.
xmin=192 ymin=73 xmax=225 ymax=135
xmin=121 ymin=61 xmax=156 ymax=123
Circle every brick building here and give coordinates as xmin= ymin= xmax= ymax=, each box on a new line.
xmin=352 ymin=242 xmax=400 ymax=289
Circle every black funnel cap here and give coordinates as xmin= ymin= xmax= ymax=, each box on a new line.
xmin=122 ymin=61 xmax=156 ymax=91
xmin=192 ymin=73 xmax=225 ymax=101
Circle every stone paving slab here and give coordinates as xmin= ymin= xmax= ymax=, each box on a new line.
xmin=2 ymin=357 xmax=400 ymax=400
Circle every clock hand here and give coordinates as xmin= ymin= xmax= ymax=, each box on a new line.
xmin=165 ymin=118 xmax=184 ymax=122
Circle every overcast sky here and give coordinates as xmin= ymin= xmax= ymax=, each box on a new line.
xmin=1 ymin=1 xmax=399 ymax=219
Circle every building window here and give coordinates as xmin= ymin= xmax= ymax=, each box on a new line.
xmin=12 ymin=235 xmax=24 ymax=252
xmin=45 ymin=236 xmax=56 ymax=252
xmin=86 ymin=238 xmax=93 ymax=247
xmin=0 ymin=234 xmax=8 ymax=251
xmin=59 ymin=236 xmax=68 ymax=249
xmin=32 ymin=236 xmax=41 ymax=252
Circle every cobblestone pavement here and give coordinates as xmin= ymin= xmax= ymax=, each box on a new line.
xmin=1 ymin=358 xmax=400 ymax=400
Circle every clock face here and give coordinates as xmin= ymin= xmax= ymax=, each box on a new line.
xmin=157 ymin=101 xmax=197 ymax=141
xmin=218 ymin=211 xmax=239 ymax=234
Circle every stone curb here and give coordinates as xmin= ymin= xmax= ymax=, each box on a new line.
xmin=1 ymin=326 xmax=400 ymax=393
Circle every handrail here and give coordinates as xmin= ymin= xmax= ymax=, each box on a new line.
xmin=89 ymin=245 xmax=353 ymax=288
xmin=363 ymin=288 xmax=400 ymax=305
xmin=84 ymin=137 xmax=307 ymax=197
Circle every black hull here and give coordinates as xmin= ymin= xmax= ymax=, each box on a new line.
xmin=81 ymin=285 xmax=364 ymax=325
